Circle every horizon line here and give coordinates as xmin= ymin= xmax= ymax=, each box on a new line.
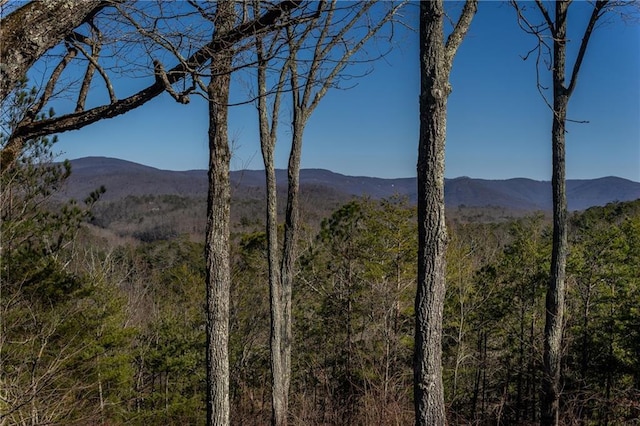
xmin=64 ymin=155 xmax=640 ymax=184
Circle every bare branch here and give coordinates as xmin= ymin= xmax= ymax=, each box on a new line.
xmin=27 ymin=47 xmax=78 ymax=119
xmin=3 ymin=0 xmax=303 ymax=164
xmin=75 ymin=30 xmax=100 ymax=112
xmin=0 ymin=0 xmax=111 ymax=102
xmin=567 ymin=0 xmax=609 ymax=96
xmin=186 ymin=0 xmax=217 ymax=22
xmin=153 ymin=59 xmax=191 ymax=104
xmin=534 ymin=0 xmax=555 ymax=34
xmin=69 ymin=23 xmax=119 ymax=109
xmin=444 ymin=0 xmax=478 ymax=75
xmin=309 ymin=6 xmax=401 ymax=112
xmin=294 ymin=1 xmax=406 ymax=115
xmin=511 ymin=1 xmax=554 ymax=112
xmin=301 ymin=0 xmax=338 ymax=110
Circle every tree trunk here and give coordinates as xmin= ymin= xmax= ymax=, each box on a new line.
xmin=280 ymin=115 xmax=304 ymax=412
xmin=0 ymin=0 xmax=108 ymax=102
xmin=542 ymin=3 xmax=569 ymax=425
xmin=507 ymin=1 xmax=609 ymax=424
xmin=415 ymin=1 xmax=476 ymax=424
xmin=256 ymin=38 xmax=288 ymax=426
xmin=205 ymin=2 xmax=235 ymax=425
xmin=415 ymin=1 xmax=449 ymax=424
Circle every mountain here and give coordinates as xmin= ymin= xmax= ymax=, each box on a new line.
xmin=60 ymin=157 xmax=640 ymax=211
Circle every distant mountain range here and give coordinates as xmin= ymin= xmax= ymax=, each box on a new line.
xmin=60 ymin=157 xmax=640 ymax=211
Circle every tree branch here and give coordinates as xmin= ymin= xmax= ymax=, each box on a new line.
xmin=567 ymin=0 xmax=609 ymax=96
xmin=27 ymin=46 xmax=78 ymax=119
xmin=70 ymin=33 xmax=117 ymax=106
xmin=534 ymin=0 xmax=556 ymax=34
xmin=153 ymin=59 xmax=191 ymax=104
xmin=309 ymin=1 xmax=406 ymax=113
xmin=0 ymin=0 xmax=111 ymax=102
xmin=444 ymin=0 xmax=478 ymax=75
xmin=3 ymin=0 xmax=303 ymax=164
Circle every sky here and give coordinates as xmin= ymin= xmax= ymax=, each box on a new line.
xmin=49 ymin=1 xmax=640 ymax=181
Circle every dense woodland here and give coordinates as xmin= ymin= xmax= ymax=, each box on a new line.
xmin=1 ymin=1 xmax=638 ymax=425
xmin=2 ymin=135 xmax=638 ymax=425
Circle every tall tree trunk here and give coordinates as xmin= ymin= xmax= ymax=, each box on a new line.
xmin=205 ymin=2 xmax=235 ymax=425
xmin=279 ymin=114 xmax=304 ymax=420
xmin=255 ymin=33 xmax=288 ymax=425
xmin=509 ymin=1 xmax=609 ymax=424
xmin=414 ymin=1 xmax=449 ymax=423
xmin=542 ymin=3 xmax=569 ymax=425
xmin=265 ymin=138 xmax=286 ymax=426
xmin=415 ymin=1 xmax=476 ymax=424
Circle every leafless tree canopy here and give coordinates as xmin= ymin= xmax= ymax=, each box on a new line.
xmin=1 ymin=1 xmax=311 ymax=165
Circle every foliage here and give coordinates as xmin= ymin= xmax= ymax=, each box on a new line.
xmin=1 ymin=84 xmax=124 ymax=425
xmin=2 ymin=121 xmax=637 ymax=426
xmin=564 ymin=201 xmax=640 ymax=423
xmin=293 ymin=197 xmax=416 ymax=424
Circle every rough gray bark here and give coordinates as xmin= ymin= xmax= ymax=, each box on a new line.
xmin=280 ymin=108 xmax=304 ymax=425
xmin=205 ymin=2 xmax=235 ymax=425
xmin=415 ymin=1 xmax=476 ymax=424
xmin=542 ymin=5 xmax=569 ymax=421
xmin=255 ymin=29 xmax=289 ymax=426
xmin=537 ymin=2 xmax=608 ymax=424
xmin=0 ymin=0 xmax=109 ymax=102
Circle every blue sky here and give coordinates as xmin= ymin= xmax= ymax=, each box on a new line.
xmin=53 ymin=1 xmax=639 ymax=181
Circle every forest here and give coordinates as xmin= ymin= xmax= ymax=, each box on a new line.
xmin=1 ymin=1 xmax=639 ymax=426
xmin=2 ymin=136 xmax=639 ymax=425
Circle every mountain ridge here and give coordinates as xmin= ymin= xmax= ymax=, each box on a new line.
xmin=59 ymin=157 xmax=640 ymax=211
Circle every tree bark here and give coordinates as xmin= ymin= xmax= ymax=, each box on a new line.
xmin=415 ymin=3 xmax=449 ymax=422
xmin=539 ymin=2 xmax=607 ymax=424
xmin=279 ymin=114 xmax=304 ymax=425
xmin=255 ymin=31 xmax=288 ymax=426
xmin=541 ymin=3 xmax=569 ymax=424
xmin=0 ymin=0 xmax=109 ymax=102
xmin=205 ymin=2 xmax=234 ymax=425
xmin=415 ymin=1 xmax=476 ymax=424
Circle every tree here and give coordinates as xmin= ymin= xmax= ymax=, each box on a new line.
xmin=3 ymin=3 xmax=312 ymax=425
xmin=252 ymin=2 xmax=405 ymax=424
xmin=415 ymin=1 xmax=476 ymax=424
xmin=510 ymin=1 xmax=616 ymax=423
xmin=253 ymin=14 xmax=288 ymax=425
xmin=0 ymin=85 xmax=133 ymax=425
xmin=203 ymin=2 xmax=235 ymax=425
xmin=129 ymin=239 xmax=207 ymax=424
xmin=295 ymin=198 xmax=416 ymax=424
xmin=1 ymin=0 xmax=304 ymax=165
xmin=565 ymin=201 xmax=640 ymax=423
xmin=0 ymin=0 xmax=108 ymax=102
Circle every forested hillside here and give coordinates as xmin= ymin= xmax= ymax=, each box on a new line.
xmin=2 ymin=144 xmax=638 ymax=425
xmin=2 ymin=1 xmax=638 ymax=425
xmin=60 ymin=157 xmax=640 ymax=210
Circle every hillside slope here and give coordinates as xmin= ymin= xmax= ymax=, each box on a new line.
xmin=60 ymin=157 xmax=640 ymax=211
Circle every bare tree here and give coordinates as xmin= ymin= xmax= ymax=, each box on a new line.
xmin=509 ymin=1 xmax=624 ymax=424
xmin=253 ymin=15 xmax=289 ymax=426
xmin=0 ymin=0 xmax=110 ymax=102
xmin=1 ymin=0 xmax=303 ymax=166
xmin=252 ymin=2 xmax=405 ymax=424
xmin=415 ymin=1 xmax=476 ymax=424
